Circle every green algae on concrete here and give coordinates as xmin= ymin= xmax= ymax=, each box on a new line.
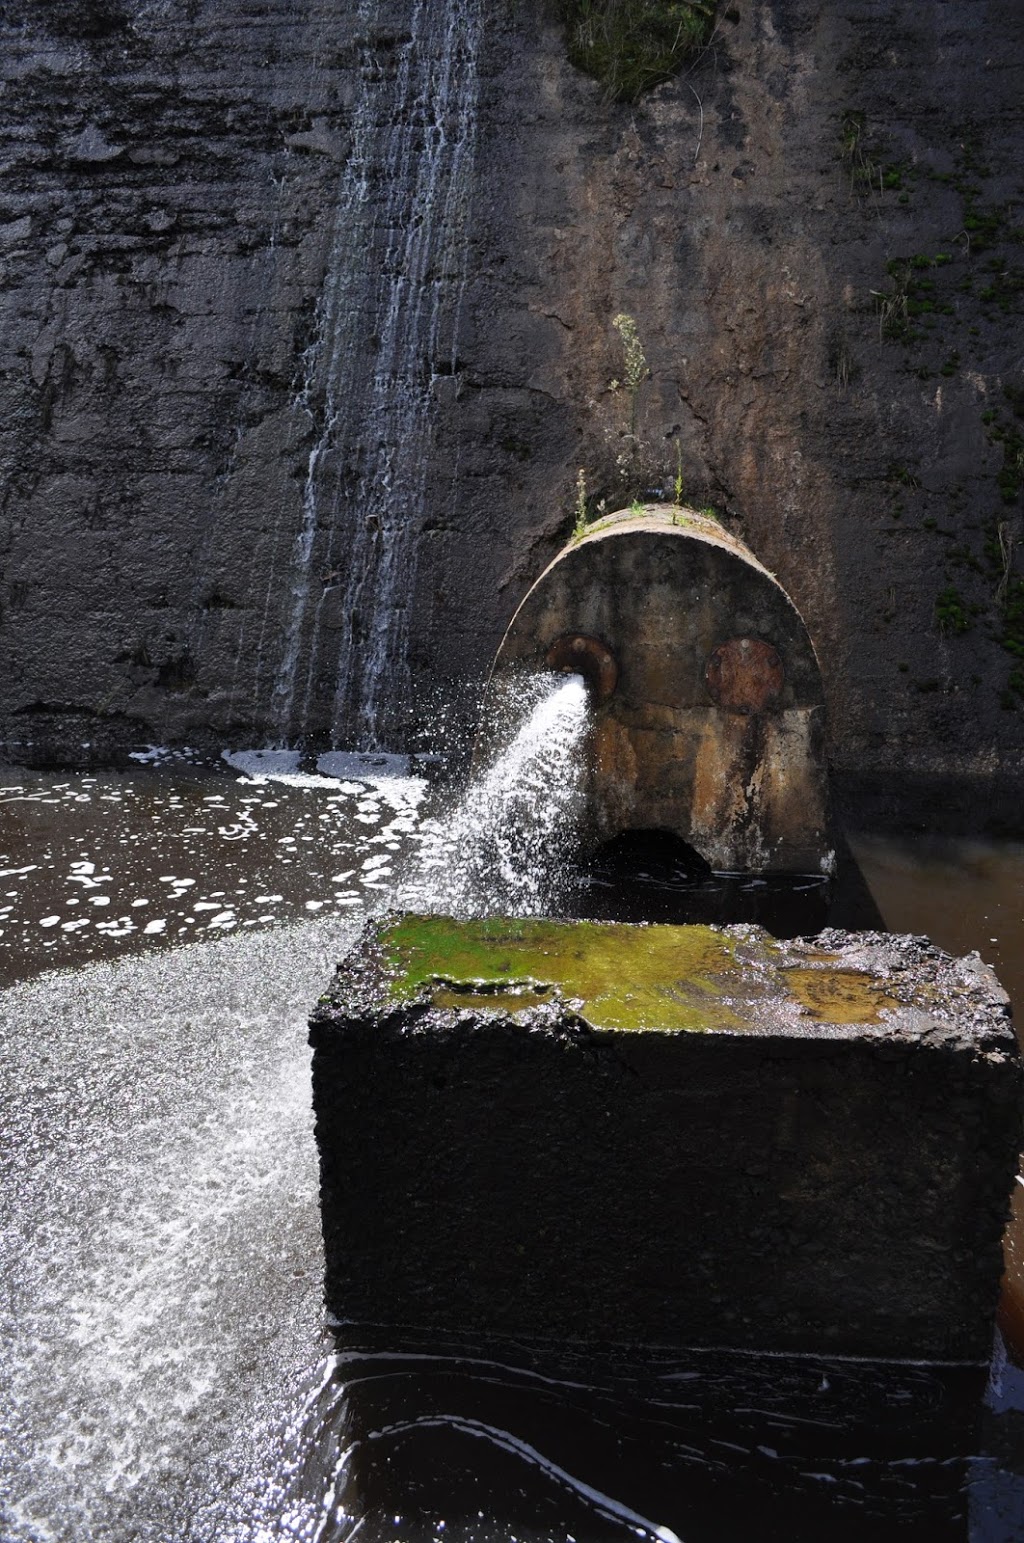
xmin=379 ymin=913 xmax=900 ymax=1033
xmin=383 ymin=913 xmax=754 ymax=1032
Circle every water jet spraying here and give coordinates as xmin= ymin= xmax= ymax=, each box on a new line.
xmin=406 ymin=671 xmax=590 ymax=918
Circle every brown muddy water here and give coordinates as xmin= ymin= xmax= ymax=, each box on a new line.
xmin=1 ymin=758 xmax=1022 ymax=1542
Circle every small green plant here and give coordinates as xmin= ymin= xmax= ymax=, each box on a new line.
xmin=947 ymin=542 xmax=983 ymax=574
xmin=572 ymin=467 xmax=590 ymax=539
xmin=672 ymin=437 xmax=685 ymax=518
xmin=1000 ymin=578 xmax=1024 ymax=707
xmin=993 ymin=520 xmax=1015 ymax=605
xmin=882 ymin=163 xmax=908 ymax=193
xmin=839 ymin=112 xmax=913 ymax=200
xmin=977 ymin=258 xmax=1024 ymax=313
xmin=871 ymin=263 xmax=911 ymax=342
xmin=700 ymin=504 xmax=721 ymax=522
xmin=558 ymin=0 xmax=717 ymax=103
xmin=984 ymin=406 xmax=1024 ymax=504
xmin=961 ymin=199 xmax=1009 ymax=255
xmin=611 ymin=312 xmax=648 ymax=433
xmin=1004 ymin=580 xmax=1024 ymax=651
xmin=630 ymin=497 xmax=646 ymax=516
xmin=935 ymin=585 xmax=971 ymax=634
xmin=871 ymin=255 xmax=959 ymax=344
xmin=839 ymin=111 xmax=866 ymax=165
xmin=839 ymin=111 xmax=880 ymax=194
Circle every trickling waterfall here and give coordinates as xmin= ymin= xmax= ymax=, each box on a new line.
xmin=272 ymin=0 xmax=483 ymax=750
xmin=405 ymin=673 xmax=591 ymax=917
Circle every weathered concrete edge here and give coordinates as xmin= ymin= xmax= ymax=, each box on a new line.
xmin=310 ymin=917 xmax=1024 ymax=1363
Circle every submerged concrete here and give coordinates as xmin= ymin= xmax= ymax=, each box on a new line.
xmin=310 ymin=914 xmax=1023 ymax=1363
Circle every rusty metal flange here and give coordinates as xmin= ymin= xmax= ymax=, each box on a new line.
xmin=705 ymin=637 xmax=785 ymax=714
xmin=545 ymin=633 xmax=618 ymax=701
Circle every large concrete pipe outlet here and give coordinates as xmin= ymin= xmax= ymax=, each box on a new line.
xmin=490 ymin=506 xmax=831 ymax=874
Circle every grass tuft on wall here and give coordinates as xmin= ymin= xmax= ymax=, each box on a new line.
xmin=558 ymin=0 xmax=717 ymax=102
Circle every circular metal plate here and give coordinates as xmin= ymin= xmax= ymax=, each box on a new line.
xmin=706 ymin=637 xmax=785 ymax=714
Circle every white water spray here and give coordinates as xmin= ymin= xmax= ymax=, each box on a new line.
xmin=405 ymin=673 xmax=591 ymax=917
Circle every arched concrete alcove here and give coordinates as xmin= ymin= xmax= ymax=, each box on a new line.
xmin=490 ymin=507 xmax=831 ymax=874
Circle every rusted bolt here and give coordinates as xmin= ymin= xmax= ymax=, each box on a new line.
xmin=706 ymin=637 xmax=785 ymax=714
xmin=545 ymin=633 xmax=618 ymax=701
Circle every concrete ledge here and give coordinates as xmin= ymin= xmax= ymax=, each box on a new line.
xmin=310 ymin=915 xmax=1023 ymax=1362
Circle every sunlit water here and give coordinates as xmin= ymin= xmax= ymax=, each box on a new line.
xmin=1 ymin=723 xmax=1023 ymax=1540
xmin=0 ymin=914 xmax=342 ymax=1543
xmin=0 ymin=749 xmax=427 ymax=986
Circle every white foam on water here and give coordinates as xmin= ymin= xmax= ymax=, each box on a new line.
xmin=127 ymin=746 xmax=183 ymax=765
xmin=221 ymin=749 xmax=428 ymax=815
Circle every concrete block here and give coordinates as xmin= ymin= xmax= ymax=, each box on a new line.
xmin=309 ymin=915 xmax=1023 ymax=1362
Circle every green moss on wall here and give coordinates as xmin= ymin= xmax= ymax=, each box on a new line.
xmin=557 ymin=0 xmax=717 ymax=102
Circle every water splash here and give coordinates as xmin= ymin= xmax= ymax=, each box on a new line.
xmin=272 ymin=0 xmax=483 ymax=750
xmin=0 ymin=917 xmax=348 ymax=1543
xmin=405 ymin=673 xmax=591 ymax=917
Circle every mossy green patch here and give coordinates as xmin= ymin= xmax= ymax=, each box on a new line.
xmin=558 ymin=0 xmax=716 ymax=103
xmin=379 ymin=916 xmax=901 ymax=1034
xmin=383 ymin=913 xmax=753 ymax=1031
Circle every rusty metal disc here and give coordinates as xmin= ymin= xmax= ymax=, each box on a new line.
xmin=545 ymin=633 xmax=618 ymax=701
xmin=705 ymin=637 xmax=785 ymax=714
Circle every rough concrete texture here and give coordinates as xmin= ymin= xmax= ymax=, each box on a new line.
xmin=1 ymin=1 xmax=1023 ymax=823
xmin=491 ymin=506 xmax=830 ymax=871
xmin=310 ymin=914 xmax=1024 ymax=1361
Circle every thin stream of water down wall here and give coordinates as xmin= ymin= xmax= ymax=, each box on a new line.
xmin=405 ymin=673 xmax=591 ymax=918
xmin=270 ymin=0 xmax=483 ymax=750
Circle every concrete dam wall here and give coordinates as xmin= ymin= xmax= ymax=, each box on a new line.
xmin=1 ymin=0 xmax=1023 ymax=829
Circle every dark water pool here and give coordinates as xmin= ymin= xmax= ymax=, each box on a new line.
xmin=0 ymin=752 xmax=426 ymax=986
